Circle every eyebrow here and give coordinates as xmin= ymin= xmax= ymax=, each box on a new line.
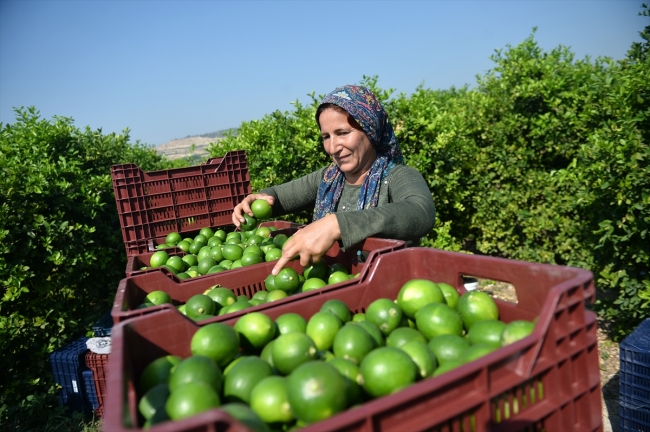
xmin=322 ymin=127 xmax=354 ymax=136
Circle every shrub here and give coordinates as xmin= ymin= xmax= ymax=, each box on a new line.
xmin=0 ymin=107 xmax=175 ymax=429
xmin=209 ymin=23 xmax=649 ymax=338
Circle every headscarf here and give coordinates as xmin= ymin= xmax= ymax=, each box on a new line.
xmin=313 ymin=85 xmax=403 ymax=221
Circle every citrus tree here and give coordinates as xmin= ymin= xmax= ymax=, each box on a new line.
xmin=209 ymin=14 xmax=649 ymax=338
xmin=0 ymin=107 xmax=178 ymax=429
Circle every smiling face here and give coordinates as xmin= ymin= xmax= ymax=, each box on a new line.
xmin=318 ymin=107 xmax=377 ymax=186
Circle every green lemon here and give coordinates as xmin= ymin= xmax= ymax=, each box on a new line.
xmin=437 ymin=282 xmax=460 ymax=309
xmin=249 ymin=376 xmax=293 ymax=425
xmin=467 ymin=319 xmax=507 ymax=348
xmin=332 ymin=323 xmax=375 ymax=365
xmin=234 ymin=312 xmax=276 ymax=353
xmin=139 ymin=355 xmax=181 ymax=394
xmin=165 ymin=232 xmax=182 ymax=246
xmin=240 ymin=214 xmax=258 ymax=231
xmin=427 ymin=334 xmax=470 ymax=365
xmin=271 ymin=332 xmax=317 ymax=375
xmin=396 ymin=279 xmax=445 ymax=319
xmin=415 ymin=302 xmax=463 ymax=340
xmin=399 ymin=340 xmax=437 ymax=379
xmin=165 ymin=381 xmax=220 ymax=421
xmin=138 ymin=383 xmax=170 ymax=421
xmin=500 ymin=320 xmax=535 ymax=346
xmin=205 ymin=287 xmax=236 ymax=308
xmin=301 ymin=278 xmax=327 ymax=292
xmin=275 ymin=267 xmax=300 ymax=292
xmin=224 ymin=356 xmax=274 ymax=404
xmin=185 ymin=294 xmax=216 ymax=320
xmin=149 ymin=251 xmax=170 ymax=268
xmin=275 ymin=313 xmax=308 ymax=335
xmin=305 ymin=311 xmax=342 ymax=351
xmin=365 ymin=298 xmax=403 ymax=336
xmin=144 ymin=290 xmax=172 ymax=306
xmin=251 ymin=199 xmax=273 ymax=220
xmin=385 ymin=327 xmax=427 ymax=348
xmin=303 ymin=261 xmax=329 ymax=280
xmin=359 ymin=347 xmax=417 ymax=398
xmin=326 ymin=357 xmax=363 ymax=406
xmin=168 ymin=355 xmax=223 ymax=393
xmin=286 ymin=361 xmax=347 ymax=424
xmin=190 ymin=322 xmax=240 ymax=367
xmin=456 ymin=291 xmax=500 ymax=331
xmin=265 ymin=289 xmax=288 ymax=302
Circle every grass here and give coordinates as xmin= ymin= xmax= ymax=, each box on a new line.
xmin=2 ymin=405 xmax=102 ymax=432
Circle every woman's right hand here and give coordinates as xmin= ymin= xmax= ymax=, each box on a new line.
xmin=232 ymin=193 xmax=274 ymax=229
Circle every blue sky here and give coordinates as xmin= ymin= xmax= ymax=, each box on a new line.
xmin=0 ymin=0 xmax=645 ymax=146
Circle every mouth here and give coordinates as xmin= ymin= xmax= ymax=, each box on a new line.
xmin=335 ymin=154 xmax=350 ymax=164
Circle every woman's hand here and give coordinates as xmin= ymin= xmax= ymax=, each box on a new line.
xmin=232 ymin=193 xmax=274 ymax=229
xmin=272 ymin=214 xmax=341 ymax=276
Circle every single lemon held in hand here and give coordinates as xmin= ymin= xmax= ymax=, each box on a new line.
xmin=251 ymin=199 xmax=273 ymax=220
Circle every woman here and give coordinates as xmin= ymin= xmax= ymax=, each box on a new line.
xmin=233 ymin=85 xmax=435 ymax=276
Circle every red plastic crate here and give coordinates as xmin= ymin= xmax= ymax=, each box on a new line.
xmin=112 ymin=237 xmax=405 ymax=324
xmin=104 ymin=247 xmax=603 ymax=432
xmin=111 ymin=150 xmax=252 ymax=256
xmin=124 ymin=220 xmax=305 ymax=278
xmin=85 ymin=352 xmax=109 ymax=418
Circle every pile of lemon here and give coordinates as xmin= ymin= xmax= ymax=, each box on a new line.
xmin=136 ymin=258 xmax=359 ymax=319
xmin=135 ymin=279 xmax=535 ymax=429
xmin=144 ymin=200 xmax=284 ymax=280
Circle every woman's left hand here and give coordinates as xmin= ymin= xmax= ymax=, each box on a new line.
xmin=271 ymin=214 xmax=341 ymax=276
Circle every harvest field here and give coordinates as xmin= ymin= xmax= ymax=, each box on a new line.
xmin=1 ymin=5 xmax=647 ymax=430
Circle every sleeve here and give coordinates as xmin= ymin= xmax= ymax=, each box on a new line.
xmin=259 ymin=167 xmax=326 ymax=216
xmin=335 ymin=165 xmax=436 ymax=249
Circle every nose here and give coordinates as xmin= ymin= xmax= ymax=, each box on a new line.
xmin=325 ymin=135 xmax=342 ymax=156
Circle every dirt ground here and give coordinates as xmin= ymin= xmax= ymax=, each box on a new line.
xmin=476 ymin=280 xmax=620 ymax=431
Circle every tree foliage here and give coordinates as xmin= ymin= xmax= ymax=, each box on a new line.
xmin=2 ymin=7 xmax=648 ymax=430
xmin=0 ymin=107 xmax=176 ymax=429
xmin=211 ymin=23 xmax=649 ymax=338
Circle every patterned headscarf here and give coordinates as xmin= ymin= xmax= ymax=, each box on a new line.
xmin=313 ymin=85 xmax=403 ymax=221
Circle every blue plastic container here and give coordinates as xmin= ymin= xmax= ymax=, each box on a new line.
xmin=48 ymin=336 xmax=92 ymax=414
xmin=82 ymin=369 xmax=99 ymax=411
xmin=92 ymin=312 xmax=113 ymax=337
xmin=619 ymin=318 xmax=650 ymax=431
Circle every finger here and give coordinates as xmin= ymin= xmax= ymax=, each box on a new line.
xmin=239 ymin=202 xmax=252 ymax=218
xmin=299 ymin=253 xmax=312 ymax=268
xmin=272 ymin=255 xmax=290 ymax=276
xmin=232 ymin=207 xmax=243 ymax=227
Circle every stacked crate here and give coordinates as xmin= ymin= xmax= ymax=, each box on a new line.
xmin=49 ymin=337 xmax=92 ymax=415
xmin=619 ymin=318 xmax=650 ymax=431
xmin=103 ymin=247 xmax=605 ymax=431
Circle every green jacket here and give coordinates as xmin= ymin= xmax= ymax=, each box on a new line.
xmin=260 ymin=164 xmax=435 ymax=249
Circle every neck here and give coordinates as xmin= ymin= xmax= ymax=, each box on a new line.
xmin=345 ymin=168 xmax=371 ymax=186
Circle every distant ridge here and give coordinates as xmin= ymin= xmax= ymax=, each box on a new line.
xmin=195 ymin=128 xmax=238 ymax=139
xmin=156 ymin=128 xmax=238 ymax=161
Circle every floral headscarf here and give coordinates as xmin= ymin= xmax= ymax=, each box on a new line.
xmin=313 ymin=85 xmax=403 ymax=221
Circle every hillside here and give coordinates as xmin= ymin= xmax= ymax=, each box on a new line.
xmin=155 ymin=129 xmax=236 ymax=160
xmin=155 ymin=136 xmax=216 ymax=160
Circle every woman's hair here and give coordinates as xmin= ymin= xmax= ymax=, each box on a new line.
xmin=315 ymin=103 xmax=362 ymax=131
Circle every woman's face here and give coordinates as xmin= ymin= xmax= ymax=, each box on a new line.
xmin=319 ymin=107 xmax=377 ymax=185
